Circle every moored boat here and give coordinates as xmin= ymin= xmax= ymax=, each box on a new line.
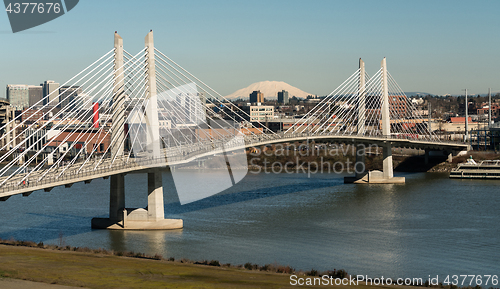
xmin=450 ymin=157 xmax=500 ymax=179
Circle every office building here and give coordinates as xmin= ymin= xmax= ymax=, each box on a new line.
xmin=249 ymin=90 xmax=264 ymax=103
xmin=243 ymin=105 xmax=274 ymax=122
xmin=59 ymin=85 xmax=82 ymax=110
xmin=42 ymin=80 xmax=60 ymax=106
xmin=278 ymin=90 xmax=289 ymax=104
xmin=6 ymin=84 xmax=29 ymax=110
xmin=29 ymin=85 xmax=43 ymax=107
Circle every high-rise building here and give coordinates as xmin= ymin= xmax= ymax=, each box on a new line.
xmin=176 ymin=91 xmax=206 ymax=124
xmin=28 ymin=85 xmax=43 ymax=107
xmin=58 ymin=85 xmax=82 ymax=110
xmin=42 ymin=80 xmax=60 ymax=106
xmin=6 ymin=84 xmax=29 ymax=110
xmin=249 ymin=90 xmax=264 ymax=103
xmin=278 ymin=90 xmax=289 ymax=104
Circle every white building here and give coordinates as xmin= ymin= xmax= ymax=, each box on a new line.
xmin=247 ymin=105 xmax=274 ymax=122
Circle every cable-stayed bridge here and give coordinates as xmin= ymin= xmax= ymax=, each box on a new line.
xmin=0 ymin=31 xmax=468 ymax=229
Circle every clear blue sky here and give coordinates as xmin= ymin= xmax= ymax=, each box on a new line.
xmin=1 ymin=0 xmax=499 ymax=98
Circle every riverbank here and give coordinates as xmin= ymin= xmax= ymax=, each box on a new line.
xmin=0 ymin=242 xmax=420 ymax=289
xmin=246 ymin=148 xmax=500 ymax=174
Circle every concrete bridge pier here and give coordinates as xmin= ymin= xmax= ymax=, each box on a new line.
xmin=355 ymin=143 xmax=366 ymax=179
xmin=382 ymin=144 xmax=393 ymax=179
xmin=345 ymin=143 xmax=405 ymax=184
xmin=91 ymin=170 xmax=183 ymax=230
xmin=109 ymin=174 xmax=125 ymax=221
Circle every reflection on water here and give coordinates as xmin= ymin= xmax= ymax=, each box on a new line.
xmin=0 ymin=171 xmax=498 ymax=279
xmin=108 ymin=229 xmax=183 ymax=256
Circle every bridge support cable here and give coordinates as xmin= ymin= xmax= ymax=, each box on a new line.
xmin=154 ymin=76 xmax=230 ymax=147
xmin=154 ymin=48 xmax=280 ymax=138
xmin=89 ymin=51 xmax=149 ymax=168
xmin=311 ymin=71 xmax=363 ymax=135
xmin=387 ymin=72 xmax=441 ymax=141
xmin=0 ymin=48 xmax=148 ymax=188
xmin=153 ymin=51 xmax=267 ymax=138
xmin=65 ymin=55 xmax=149 ymax=174
xmin=313 ymin=70 xmax=373 ymax=136
xmin=154 ymin=66 xmax=250 ymax=146
xmin=153 ymin=61 xmax=241 ymax=138
xmin=0 ymin=50 xmax=115 ymax=173
xmin=153 ymin=65 xmax=237 ymax=142
xmin=1 ymin=56 xmax=115 ymax=168
xmin=326 ymin=70 xmax=381 ymax=136
xmin=343 ymin=70 xmax=383 ymax=136
xmin=0 ymin=52 xmax=120 ymax=186
xmin=154 ymin=51 xmax=254 ymax=135
xmin=284 ymin=69 xmax=360 ymax=134
xmin=36 ymin=50 xmax=148 ymax=178
xmin=311 ymin=69 xmax=381 ymax=136
xmin=14 ymin=70 xmax=117 ymax=184
xmin=0 ymin=49 xmax=114 ymax=144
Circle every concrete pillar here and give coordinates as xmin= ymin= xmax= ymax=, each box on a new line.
xmin=147 ymin=169 xmax=164 ymax=221
xmin=381 ymin=58 xmax=390 ymax=137
xmin=383 ymin=144 xmax=393 ymax=179
xmin=357 ymin=58 xmax=366 ymax=135
xmin=111 ymin=32 xmax=125 ymax=161
xmin=424 ymin=149 xmax=429 ymax=165
xmin=109 ymin=174 xmax=125 ymax=220
xmin=355 ymin=143 xmax=366 ymax=178
xmin=145 ymin=30 xmax=161 ymax=160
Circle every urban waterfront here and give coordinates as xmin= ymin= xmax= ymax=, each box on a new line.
xmin=0 ymin=170 xmax=497 ymax=280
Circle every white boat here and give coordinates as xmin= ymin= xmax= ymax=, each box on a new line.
xmin=450 ymin=157 xmax=500 ymax=179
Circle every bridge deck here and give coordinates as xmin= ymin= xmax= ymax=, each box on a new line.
xmin=0 ymin=133 xmax=468 ymax=200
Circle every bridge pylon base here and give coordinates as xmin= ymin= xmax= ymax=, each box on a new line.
xmin=92 ymin=169 xmax=183 ymax=230
xmin=91 ymin=217 xmax=183 ymax=230
xmin=344 ymin=171 xmax=405 ymax=184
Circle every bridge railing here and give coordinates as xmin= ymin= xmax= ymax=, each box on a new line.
xmin=0 ymin=130 xmax=466 ymax=195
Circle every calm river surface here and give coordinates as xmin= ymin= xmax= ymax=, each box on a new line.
xmin=0 ymin=171 xmax=498 ymax=279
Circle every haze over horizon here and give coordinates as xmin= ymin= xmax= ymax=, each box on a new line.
xmin=1 ymin=1 xmax=499 ymax=99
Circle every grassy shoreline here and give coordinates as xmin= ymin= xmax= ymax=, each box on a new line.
xmin=0 ymin=240 xmax=494 ymax=289
xmin=0 ymin=241 xmax=368 ymax=289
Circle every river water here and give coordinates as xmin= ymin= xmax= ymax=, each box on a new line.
xmin=0 ymin=170 xmax=498 ymax=280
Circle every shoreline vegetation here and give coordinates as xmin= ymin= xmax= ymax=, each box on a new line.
xmin=0 ymin=239 xmax=496 ymax=289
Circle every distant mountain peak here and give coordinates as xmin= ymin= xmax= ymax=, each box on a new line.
xmin=224 ymin=81 xmax=314 ymax=100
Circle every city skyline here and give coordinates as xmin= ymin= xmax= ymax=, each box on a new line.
xmin=1 ymin=0 xmax=499 ymax=100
